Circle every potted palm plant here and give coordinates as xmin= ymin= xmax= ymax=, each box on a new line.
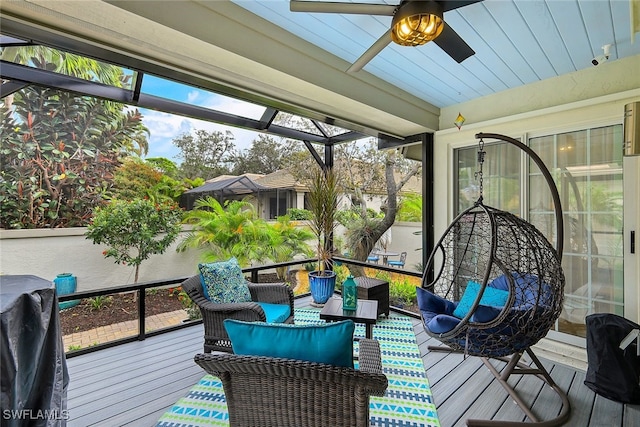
xmin=307 ymin=167 xmax=339 ymax=306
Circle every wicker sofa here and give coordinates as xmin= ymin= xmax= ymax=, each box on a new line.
xmin=194 ymin=338 xmax=388 ymax=427
xmin=181 ymin=275 xmax=294 ymax=353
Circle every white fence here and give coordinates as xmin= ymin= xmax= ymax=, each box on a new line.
xmin=0 ymin=222 xmax=423 ymax=292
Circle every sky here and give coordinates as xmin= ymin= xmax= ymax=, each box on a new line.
xmin=137 ymin=75 xmax=268 ymax=163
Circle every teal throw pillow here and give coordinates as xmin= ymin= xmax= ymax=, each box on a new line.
xmin=224 ymin=319 xmax=355 ymax=368
xmin=198 ymin=258 xmax=252 ymax=304
xmin=452 ymin=280 xmax=509 ymax=319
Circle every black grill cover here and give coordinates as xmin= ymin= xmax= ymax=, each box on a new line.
xmin=584 ymin=313 xmax=640 ymax=404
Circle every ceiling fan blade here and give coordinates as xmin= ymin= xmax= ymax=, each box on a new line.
xmin=439 ymin=0 xmax=484 ymax=13
xmin=433 ymin=22 xmax=475 ymax=63
xmin=346 ymin=29 xmax=392 ymax=73
xmin=290 ymin=1 xmax=396 ymax=16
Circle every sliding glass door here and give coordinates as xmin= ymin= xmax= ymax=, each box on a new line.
xmin=454 ymin=125 xmax=624 ymax=340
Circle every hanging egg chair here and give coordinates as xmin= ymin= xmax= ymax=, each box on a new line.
xmin=417 ymin=133 xmax=570 ymax=426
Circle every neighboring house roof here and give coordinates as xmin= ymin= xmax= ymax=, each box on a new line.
xmin=185 ymin=168 xmax=420 ymax=197
xmin=185 ymin=174 xmax=268 ymax=196
xmin=254 ymin=169 xmax=307 ymax=191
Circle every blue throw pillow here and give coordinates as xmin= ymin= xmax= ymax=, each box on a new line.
xmin=452 ymin=280 xmax=509 ymax=319
xmin=198 ymin=258 xmax=252 ymax=304
xmin=224 ymin=319 xmax=355 ymax=368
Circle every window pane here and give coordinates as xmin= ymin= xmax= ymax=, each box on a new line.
xmin=455 ymin=142 xmax=521 ymax=215
xmin=530 ymin=125 xmax=623 ymax=338
xmin=2 ymin=41 xmax=135 ymax=89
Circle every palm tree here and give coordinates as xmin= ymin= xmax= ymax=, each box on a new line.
xmin=178 ymin=197 xmax=271 ymax=266
xmin=266 ymin=215 xmax=314 ymax=279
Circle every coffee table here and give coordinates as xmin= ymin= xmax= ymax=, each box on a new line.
xmin=319 ymin=297 xmax=378 ymax=339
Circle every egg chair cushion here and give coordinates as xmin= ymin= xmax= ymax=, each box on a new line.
xmin=417 ymin=286 xmax=509 ymax=335
xmin=416 ymin=287 xmax=460 ymax=334
xmin=452 ymin=281 xmax=510 ymax=319
xmin=489 ymin=272 xmax=552 ymax=308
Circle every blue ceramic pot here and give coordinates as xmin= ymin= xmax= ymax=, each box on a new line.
xmin=308 ymin=270 xmax=337 ymax=305
xmin=54 ymin=273 xmax=80 ymax=310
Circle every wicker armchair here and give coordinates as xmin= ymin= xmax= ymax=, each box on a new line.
xmin=182 ymin=275 xmax=294 ymax=353
xmin=194 ymin=338 xmax=388 ymax=427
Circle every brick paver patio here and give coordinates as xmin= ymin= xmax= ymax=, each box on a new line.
xmin=62 ymin=309 xmax=187 ymax=351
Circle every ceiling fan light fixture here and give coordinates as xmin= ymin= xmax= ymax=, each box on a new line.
xmin=391 ymin=1 xmax=444 ymax=46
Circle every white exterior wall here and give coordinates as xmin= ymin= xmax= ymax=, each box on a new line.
xmin=0 ymin=227 xmax=205 ymax=291
xmin=0 ymin=223 xmax=423 ymax=291
xmin=381 ymin=222 xmax=423 ymax=271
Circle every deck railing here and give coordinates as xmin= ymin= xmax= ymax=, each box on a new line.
xmin=59 ymin=256 xmax=422 ymax=357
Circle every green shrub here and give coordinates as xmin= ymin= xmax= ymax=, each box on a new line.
xmin=389 ymin=277 xmax=417 ymax=306
xmin=88 ymin=295 xmax=113 ymax=311
xmin=286 ymin=208 xmax=312 ymax=220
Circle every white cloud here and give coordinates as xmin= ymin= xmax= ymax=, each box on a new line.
xmin=186 ymin=90 xmax=201 ymax=104
xmin=140 ymin=104 xmax=265 ymax=162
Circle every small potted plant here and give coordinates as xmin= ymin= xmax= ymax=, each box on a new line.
xmin=307 ymin=167 xmax=339 ymax=305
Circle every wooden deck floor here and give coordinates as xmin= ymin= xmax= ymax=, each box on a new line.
xmin=65 ymin=296 xmax=640 ymax=426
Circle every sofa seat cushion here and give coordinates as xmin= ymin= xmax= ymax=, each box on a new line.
xmin=224 ymin=319 xmax=355 ymax=368
xmin=257 ymin=302 xmax=291 ymax=323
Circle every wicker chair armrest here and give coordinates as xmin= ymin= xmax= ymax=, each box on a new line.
xmin=356 ymin=338 xmax=387 ymax=396
xmin=357 ymin=338 xmax=383 ymax=373
xmin=248 ymin=282 xmax=294 ymax=317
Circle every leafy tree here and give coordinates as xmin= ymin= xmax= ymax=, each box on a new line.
xmin=286 ymin=139 xmax=421 ymax=273
xmin=174 ymin=129 xmax=235 ymax=179
xmin=178 ymin=197 xmax=272 ymax=266
xmin=113 ymin=158 xmax=163 ymax=201
xmin=85 ymin=198 xmax=183 ymax=283
xmin=229 ymin=134 xmax=302 ymax=174
xmin=145 ymin=157 xmax=181 ymax=179
xmin=178 ymin=197 xmax=313 ymax=272
xmin=340 ymin=147 xmax=421 ymax=275
xmin=0 ymin=46 xmax=148 ymax=229
xmin=2 ymin=46 xmax=124 ymax=87
xmin=0 ymin=87 xmax=148 ymax=228
xmin=286 ymin=208 xmax=312 ymax=220
xmin=112 ymin=158 xmax=187 ymax=203
xmin=397 ymin=193 xmax=422 ymax=222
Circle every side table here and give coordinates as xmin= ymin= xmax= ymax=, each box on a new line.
xmin=355 ymin=276 xmax=389 ymax=316
xmin=319 ymin=297 xmax=378 ymax=339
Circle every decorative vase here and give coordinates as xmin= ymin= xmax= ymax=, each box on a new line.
xmin=54 ymin=273 xmax=80 ymax=310
xmin=342 ymin=275 xmax=357 ymax=311
xmin=308 ymin=270 xmax=337 ymax=306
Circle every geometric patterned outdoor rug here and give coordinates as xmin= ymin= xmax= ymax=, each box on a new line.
xmin=156 ymin=308 xmax=440 ymax=427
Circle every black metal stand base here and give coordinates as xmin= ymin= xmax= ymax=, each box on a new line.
xmin=428 ymin=345 xmax=571 ymax=426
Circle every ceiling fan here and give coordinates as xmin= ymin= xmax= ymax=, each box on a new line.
xmin=290 ymin=0 xmax=483 ymax=72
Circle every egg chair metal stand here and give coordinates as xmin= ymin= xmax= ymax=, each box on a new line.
xmin=419 ymin=132 xmax=570 ymax=426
